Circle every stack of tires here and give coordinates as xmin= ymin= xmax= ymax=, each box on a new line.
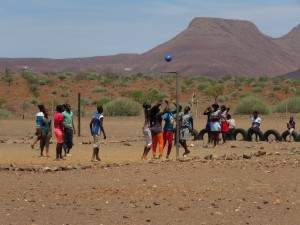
xmin=192 ymin=128 xmax=300 ymax=142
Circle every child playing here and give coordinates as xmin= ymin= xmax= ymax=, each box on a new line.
xmin=287 ymin=116 xmax=296 ymax=142
xmin=210 ymin=103 xmax=221 ymax=147
xmin=141 ymin=104 xmax=152 ymax=160
xmin=251 ymin=111 xmax=262 ymax=141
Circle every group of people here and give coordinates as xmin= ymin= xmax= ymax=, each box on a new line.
xmin=30 ymin=100 xmax=297 ymax=162
xmin=31 ymin=104 xmax=76 ymax=160
xmin=31 ymin=104 xmax=106 ymax=162
xmin=142 ymin=100 xmax=194 ymax=160
xmin=203 ymin=103 xmax=236 ymax=147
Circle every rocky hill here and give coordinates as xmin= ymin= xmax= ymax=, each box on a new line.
xmin=0 ymin=17 xmax=299 ymax=77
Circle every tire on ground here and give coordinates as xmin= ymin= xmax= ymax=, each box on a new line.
xmin=263 ymin=129 xmax=282 ymax=142
xmin=247 ymin=128 xmax=264 ymax=141
xmin=232 ymin=128 xmax=247 ymax=141
xmin=281 ymin=130 xmax=299 ymax=142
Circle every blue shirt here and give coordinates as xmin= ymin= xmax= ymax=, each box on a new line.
xmin=35 ymin=112 xmax=44 ymax=128
xmin=162 ymin=112 xmax=175 ymax=131
xmin=91 ymin=112 xmax=103 ymax=135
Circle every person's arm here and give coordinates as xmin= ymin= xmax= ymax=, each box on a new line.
xmin=100 ymin=117 xmax=106 ymax=139
xmin=72 ymin=117 xmax=76 ymax=134
xmin=190 ymin=116 xmax=194 ymax=130
xmin=89 ymin=119 xmax=93 ymax=135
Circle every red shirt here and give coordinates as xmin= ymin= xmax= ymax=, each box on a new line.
xmin=54 ymin=112 xmax=64 ymax=131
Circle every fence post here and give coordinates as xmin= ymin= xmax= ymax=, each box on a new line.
xmin=78 ymin=93 xmax=81 ymax=137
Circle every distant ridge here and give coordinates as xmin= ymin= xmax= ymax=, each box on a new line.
xmin=0 ymin=17 xmax=299 ymax=77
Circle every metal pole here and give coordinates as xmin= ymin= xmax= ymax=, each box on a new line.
xmin=78 ymin=93 xmax=81 ymax=137
xmin=175 ymin=72 xmax=180 ymax=159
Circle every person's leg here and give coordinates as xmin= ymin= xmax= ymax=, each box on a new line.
xmin=40 ymin=137 xmax=45 ymax=157
xmin=91 ymin=136 xmax=99 ymax=161
xmin=63 ymin=129 xmax=68 ymax=156
xmin=180 ymin=140 xmax=190 ymax=156
xmin=213 ymin=132 xmax=217 ymax=147
xmin=31 ymin=129 xmax=41 ymax=149
xmin=67 ymin=129 xmax=74 ymax=154
xmin=166 ymin=131 xmax=173 ymax=158
xmin=55 ymin=143 xmax=60 ymax=160
xmin=163 ymin=131 xmax=167 ymax=150
xmin=142 ymin=145 xmax=151 ymax=160
xmin=58 ymin=143 xmax=63 ymax=159
xmin=45 ymin=137 xmax=50 ymax=157
xmin=222 ymin=133 xmax=226 ymax=143
xmin=152 ymin=134 xmax=158 ymax=158
xmin=158 ymin=132 xmax=164 ymax=158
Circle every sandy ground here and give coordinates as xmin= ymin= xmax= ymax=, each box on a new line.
xmin=0 ymin=115 xmax=300 ymax=225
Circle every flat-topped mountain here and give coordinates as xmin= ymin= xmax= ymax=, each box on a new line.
xmin=0 ymin=17 xmax=299 ymax=77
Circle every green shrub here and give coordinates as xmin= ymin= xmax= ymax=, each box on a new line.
xmin=86 ymin=72 xmax=99 ymax=80
xmin=0 ymin=108 xmax=11 ymax=119
xmin=275 ymin=97 xmax=300 ymax=113
xmin=198 ymin=82 xmax=210 ymax=91
xmin=93 ymin=86 xmax=107 ymax=93
xmin=235 ymin=95 xmax=270 ymax=115
xmin=252 ymin=87 xmax=263 ymax=93
xmin=218 ymin=95 xmax=229 ymax=103
xmin=58 ymin=74 xmax=68 ymax=80
xmin=0 ymin=97 xmax=6 ymax=108
xmin=258 ymin=76 xmax=269 ymax=82
xmin=93 ymin=96 xmax=111 ymax=106
xmin=104 ymin=98 xmax=141 ymax=116
xmin=126 ymin=90 xmax=145 ymax=104
xmin=273 ymin=85 xmax=281 ymax=91
xmin=146 ymin=88 xmax=166 ymax=103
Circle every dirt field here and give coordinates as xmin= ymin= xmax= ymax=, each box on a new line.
xmin=0 ymin=115 xmax=300 ymax=225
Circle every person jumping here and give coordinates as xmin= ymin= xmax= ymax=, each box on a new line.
xmin=162 ymin=101 xmax=175 ymax=159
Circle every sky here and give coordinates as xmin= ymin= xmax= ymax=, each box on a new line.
xmin=0 ymin=0 xmax=300 ymax=58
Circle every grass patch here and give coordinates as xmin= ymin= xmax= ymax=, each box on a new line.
xmin=104 ymin=98 xmax=141 ymax=116
xmin=235 ymin=95 xmax=270 ymax=115
xmin=275 ymin=97 xmax=300 ymax=113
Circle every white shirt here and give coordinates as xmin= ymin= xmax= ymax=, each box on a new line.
xmin=251 ymin=117 xmax=261 ymax=127
xmin=227 ymin=119 xmax=236 ymax=129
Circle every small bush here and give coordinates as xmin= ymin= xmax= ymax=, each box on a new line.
xmin=146 ymin=88 xmax=166 ymax=103
xmin=86 ymin=72 xmax=99 ymax=80
xmin=275 ymin=97 xmax=300 ymax=113
xmin=218 ymin=95 xmax=229 ymax=103
xmin=252 ymin=87 xmax=263 ymax=93
xmin=273 ymin=85 xmax=281 ymax=91
xmin=235 ymin=95 xmax=270 ymax=115
xmin=0 ymin=108 xmax=11 ymax=119
xmin=258 ymin=76 xmax=269 ymax=82
xmin=93 ymin=96 xmax=111 ymax=106
xmin=93 ymin=86 xmax=107 ymax=93
xmin=126 ymin=90 xmax=145 ymax=104
xmin=104 ymin=98 xmax=141 ymax=116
